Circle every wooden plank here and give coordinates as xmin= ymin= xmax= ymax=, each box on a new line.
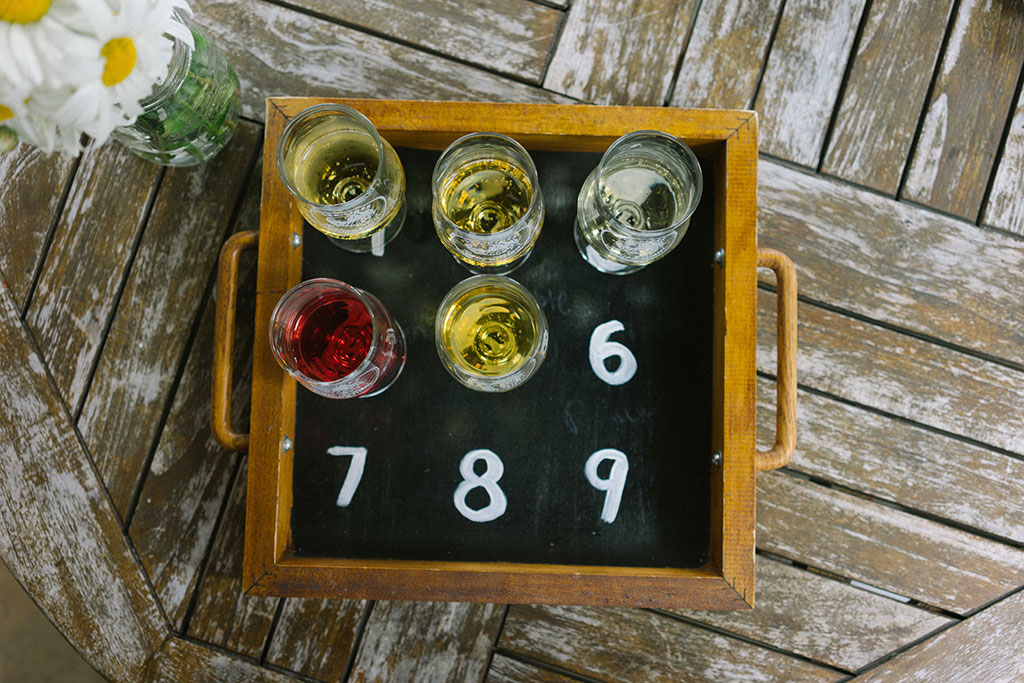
xmin=758 ymin=291 xmax=1024 ymax=455
xmin=758 ymin=159 xmax=1024 ymax=367
xmin=0 ymin=283 xmax=166 ymax=680
xmin=186 ymin=459 xmax=279 ymax=659
xmin=348 ymin=602 xmax=504 ymax=682
xmin=542 ymin=0 xmax=699 ymax=105
xmin=902 ymin=0 xmax=1024 ymax=219
xmin=499 ymin=605 xmax=842 ymax=682
xmin=284 ymin=0 xmax=562 ymax=83
xmin=853 ymin=590 xmax=1024 ymax=682
xmin=264 ymin=598 xmax=368 ymax=680
xmin=487 ymin=654 xmax=578 ymax=683
xmin=0 ymin=147 xmax=76 ymax=310
xmin=128 ymin=184 xmax=259 ymax=631
xmin=78 ymin=124 xmax=260 ymax=520
xmin=141 ymin=636 xmax=298 ymax=682
xmin=757 ymin=472 xmax=1024 ymax=614
xmin=758 ymin=377 xmax=1024 ymax=544
xmin=668 ymin=0 xmax=783 ymax=110
xmin=677 ymin=556 xmax=952 ymax=672
xmin=191 ymin=0 xmax=569 ymax=123
xmin=25 ymin=143 xmax=160 ymax=412
xmin=982 ymin=87 xmax=1024 ymax=236
xmin=754 ymin=0 xmax=867 ymax=166
xmin=821 ymin=0 xmax=954 ymax=193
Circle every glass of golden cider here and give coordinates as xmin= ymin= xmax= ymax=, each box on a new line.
xmin=431 ymin=133 xmax=544 ymax=274
xmin=435 ymin=275 xmax=548 ymax=392
xmin=574 ymin=131 xmax=702 ymax=274
xmin=276 ymin=104 xmax=405 ymax=256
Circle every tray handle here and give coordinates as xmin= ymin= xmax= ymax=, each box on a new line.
xmin=756 ymin=248 xmax=797 ymax=471
xmin=211 ymin=230 xmax=259 ymax=452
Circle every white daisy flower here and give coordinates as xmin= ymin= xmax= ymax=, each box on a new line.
xmin=0 ymin=0 xmax=104 ymax=89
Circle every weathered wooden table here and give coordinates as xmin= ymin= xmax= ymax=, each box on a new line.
xmin=3 ymin=0 xmax=1024 ymax=680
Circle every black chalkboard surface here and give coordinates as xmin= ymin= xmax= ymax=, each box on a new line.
xmin=290 ymin=147 xmax=715 ymax=568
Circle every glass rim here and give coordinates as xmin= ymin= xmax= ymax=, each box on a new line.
xmin=275 ymin=103 xmax=388 ymax=212
xmin=431 ymin=132 xmax=542 ymax=242
xmin=269 ymin=277 xmax=382 ymax=388
xmin=434 ymin=274 xmax=547 ymax=381
xmin=592 ymin=129 xmax=703 ymax=237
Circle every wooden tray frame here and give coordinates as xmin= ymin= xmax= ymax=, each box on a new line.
xmin=243 ymin=97 xmax=759 ymax=609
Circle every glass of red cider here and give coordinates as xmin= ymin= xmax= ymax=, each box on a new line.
xmin=270 ymin=278 xmax=406 ymax=398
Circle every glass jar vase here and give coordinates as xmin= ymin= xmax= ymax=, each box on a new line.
xmin=113 ymin=13 xmax=240 ymax=167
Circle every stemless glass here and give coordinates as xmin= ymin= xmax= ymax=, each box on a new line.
xmin=270 ymin=278 xmax=406 ymax=399
xmin=432 ymin=133 xmax=544 ymax=274
xmin=435 ymin=275 xmax=548 ymax=393
xmin=276 ymin=104 xmax=406 ymax=256
xmin=574 ymin=130 xmax=702 ymax=275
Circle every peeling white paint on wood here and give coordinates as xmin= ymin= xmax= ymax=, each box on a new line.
xmin=759 ymin=160 xmax=1024 ymax=366
xmin=901 ymin=0 xmax=1024 ymax=219
xmin=191 ymin=0 xmax=569 ymax=123
xmin=678 ymin=556 xmax=951 ymax=671
xmin=670 ymin=0 xmax=783 ymax=110
xmin=982 ymin=88 xmax=1024 ymax=236
xmin=757 ymin=472 xmax=1024 ymax=614
xmin=285 ymin=0 xmax=561 ymax=83
xmin=265 ymin=598 xmax=368 ymax=679
xmin=0 ymin=284 xmax=166 ymax=681
xmin=755 ymin=0 xmax=867 ymax=166
xmin=543 ymin=0 xmax=697 ymax=105
xmin=822 ymin=0 xmax=954 ymax=193
xmin=500 ymin=604 xmax=841 ymax=682
xmin=758 ymin=377 xmax=1024 ymax=544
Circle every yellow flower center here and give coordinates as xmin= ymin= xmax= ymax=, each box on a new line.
xmin=0 ymin=104 xmax=13 ymax=121
xmin=0 ymin=0 xmax=51 ymax=23
xmin=101 ymin=37 xmax=137 ymax=87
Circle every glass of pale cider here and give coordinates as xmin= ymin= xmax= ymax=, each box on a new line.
xmin=276 ymin=104 xmax=406 ymax=256
xmin=435 ymin=275 xmax=548 ymax=393
xmin=431 ymin=133 xmax=544 ymax=274
xmin=574 ymin=130 xmax=702 ymax=274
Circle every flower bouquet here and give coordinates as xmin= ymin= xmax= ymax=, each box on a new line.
xmin=0 ymin=0 xmax=240 ymax=165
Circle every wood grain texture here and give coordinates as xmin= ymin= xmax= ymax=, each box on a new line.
xmin=757 ymin=290 xmax=1024 ymax=456
xmin=348 ymin=602 xmax=504 ymax=683
xmin=982 ymin=87 xmax=1024 ymax=236
xmin=755 ymin=0 xmax=867 ymax=166
xmin=853 ymin=590 xmax=1024 ymax=682
xmin=487 ymin=655 xmax=578 ymax=683
xmin=757 ymin=377 xmax=1024 ymax=544
xmin=0 ymin=283 xmax=166 ymax=681
xmin=677 ymin=556 xmax=952 ymax=672
xmin=757 ymin=472 xmax=1024 ymax=614
xmin=141 ymin=636 xmax=298 ymax=682
xmin=821 ymin=0 xmax=954 ymax=193
xmin=543 ymin=0 xmax=699 ymax=105
xmin=902 ymin=0 xmax=1024 ymax=219
xmin=187 ymin=459 xmax=279 ymax=659
xmin=500 ymin=604 xmax=842 ymax=682
xmin=25 ymin=143 xmax=160 ymax=412
xmin=77 ymin=124 xmax=259 ymax=519
xmin=669 ymin=0 xmax=783 ymax=110
xmin=0 ymin=147 xmax=76 ymax=309
xmin=758 ymin=159 xmax=1024 ymax=366
xmin=264 ymin=598 xmax=368 ymax=679
xmin=284 ymin=0 xmax=562 ymax=83
xmin=129 ymin=206 xmax=258 ymax=630
xmin=191 ymin=0 xmax=569 ymax=123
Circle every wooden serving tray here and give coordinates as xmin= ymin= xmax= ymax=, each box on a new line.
xmin=212 ymin=98 xmax=796 ymax=610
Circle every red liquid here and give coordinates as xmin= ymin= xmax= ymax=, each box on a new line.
xmin=287 ymin=290 xmax=373 ymax=382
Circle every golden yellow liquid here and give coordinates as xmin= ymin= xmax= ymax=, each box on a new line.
xmin=440 ymin=286 xmax=539 ymax=376
xmin=439 ymin=159 xmax=533 ymax=233
xmin=286 ymin=123 xmax=404 ymax=239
